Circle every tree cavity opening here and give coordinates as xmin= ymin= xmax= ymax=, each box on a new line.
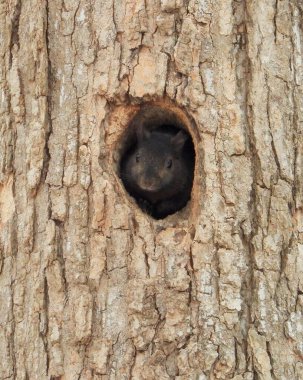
xmin=119 ymin=104 xmax=196 ymax=220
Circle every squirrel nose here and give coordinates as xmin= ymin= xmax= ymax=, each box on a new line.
xmin=139 ymin=178 xmax=158 ymax=192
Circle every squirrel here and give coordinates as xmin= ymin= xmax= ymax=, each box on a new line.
xmin=120 ymin=124 xmax=194 ymax=219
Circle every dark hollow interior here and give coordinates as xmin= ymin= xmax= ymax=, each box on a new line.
xmin=119 ymin=106 xmax=195 ymax=219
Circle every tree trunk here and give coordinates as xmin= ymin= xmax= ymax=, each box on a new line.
xmin=0 ymin=0 xmax=302 ymax=379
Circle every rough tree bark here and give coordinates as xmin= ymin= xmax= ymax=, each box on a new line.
xmin=0 ymin=0 xmax=302 ymax=379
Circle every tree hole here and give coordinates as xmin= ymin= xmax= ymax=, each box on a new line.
xmin=119 ymin=105 xmax=195 ymax=219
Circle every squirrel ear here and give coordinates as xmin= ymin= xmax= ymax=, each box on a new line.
xmin=171 ymin=130 xmax=188 ymax=152
xmin=136 ymin=125 xmax=151 ymax=141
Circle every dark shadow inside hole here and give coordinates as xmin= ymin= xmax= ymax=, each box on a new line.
xmin=119 ymin=106 xmax=195 ymax=219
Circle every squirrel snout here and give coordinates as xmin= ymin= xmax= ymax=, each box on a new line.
xmin=138 ymin=177 xmax=159 ymax=192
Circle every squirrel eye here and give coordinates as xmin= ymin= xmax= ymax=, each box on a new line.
xmin=136 ymin=154 xmax=140 ymax=163
xmin=166 ymin=159 xmax=172 ymax=169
